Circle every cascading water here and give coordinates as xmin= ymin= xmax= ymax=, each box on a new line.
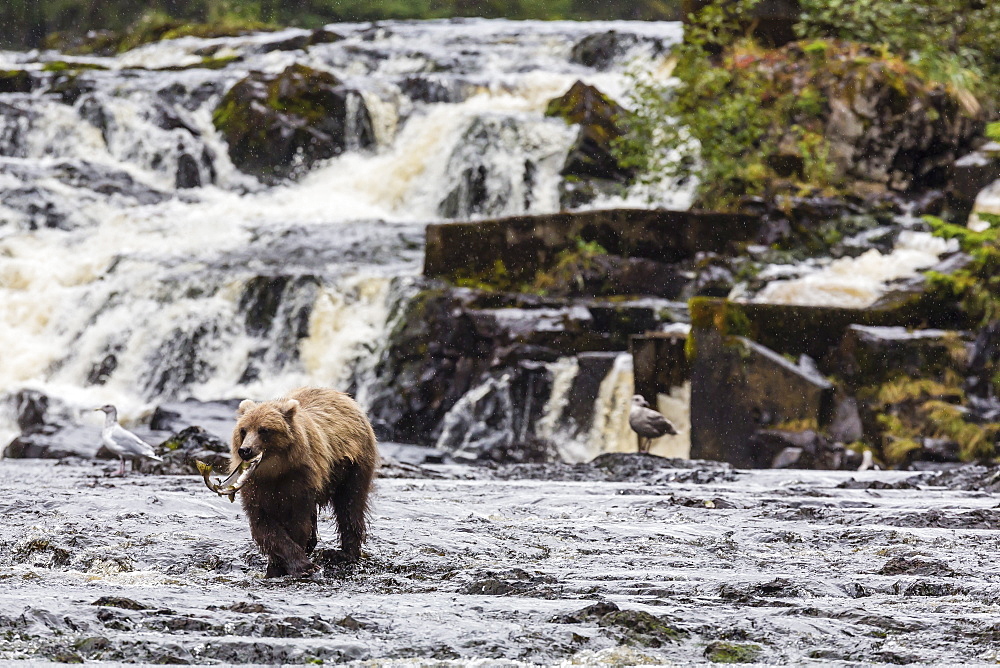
xmin=0 ymin=19 xmax=685 ymax=447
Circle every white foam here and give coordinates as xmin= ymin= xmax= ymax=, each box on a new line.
xmin=752 ymin=231 xmax=957 ymax=308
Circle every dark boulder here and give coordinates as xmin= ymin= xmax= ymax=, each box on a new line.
xmin=689 ymin=300 xmax=836 ymax=467
xmin=138 ymin=426 xmax=230 ymax=475
xmin=2 ymin=390 xmax=101 ymax=459
xmin=150 ymin=399 xmax=240 ymax=442
xmin=545 ymin=81 xmax=632 ymax=184
xmin=837 ymin=325 xmax=969 ymax=391
xmin=0 ymin=70 xmax=36 ymax=94
xmin=569 ymin=31 xmax=645 ymax=70
xmin=748 ymin=429 xmax=860 ymax=469
xmin=212 ymin=64 xmax=375 ymax=183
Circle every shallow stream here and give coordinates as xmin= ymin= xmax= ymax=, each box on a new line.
xmin=1 ymin=456 xmax=997 ymax=665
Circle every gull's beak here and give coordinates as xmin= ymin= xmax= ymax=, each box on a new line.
xmin=196 ymin=455 xmax=262 ymax=503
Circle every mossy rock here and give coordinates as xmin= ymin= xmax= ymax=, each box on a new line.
xmin=704 ymin=641 xmax=763 ymax=663
xmin=212 ymin=64 xmax=375 ymax=183
xmin=546 ymin=80 xmax=633 ymax=183
xmin=597 ymin=609 xmax=688 ymax=648
xmin=0 ymin=69 xmax=36 ymax=93
xmin=44 ymin=17 xmax=275 ymax=55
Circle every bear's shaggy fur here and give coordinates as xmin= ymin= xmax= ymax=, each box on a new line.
xmin=230 ymin=387 xmax=378 ymax=578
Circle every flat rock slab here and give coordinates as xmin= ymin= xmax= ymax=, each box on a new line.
xmin=0 ymin=459 xmax=997 ymax=665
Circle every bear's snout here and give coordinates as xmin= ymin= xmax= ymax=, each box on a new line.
xmin=238 ymin=446 xmax=255 ymax=461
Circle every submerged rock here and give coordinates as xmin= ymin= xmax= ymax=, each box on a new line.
xmin=212 ymin=64 xmax=375 ymax=183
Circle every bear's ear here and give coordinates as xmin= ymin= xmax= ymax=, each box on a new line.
xmin=238 ymin=399 xmax=257 ymax=416
xmin=280 ymin=399 xmax=300 ymax=420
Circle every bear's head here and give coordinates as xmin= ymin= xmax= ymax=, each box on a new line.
xmin=231 ymin=398 xmax=302 ymax=479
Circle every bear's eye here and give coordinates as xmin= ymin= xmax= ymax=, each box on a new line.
xmin=239 ymin=428 xmax=247 ymax=440
xmin=258 ymin=427 xmax=272 ymax=439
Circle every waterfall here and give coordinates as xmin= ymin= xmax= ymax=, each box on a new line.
xmin=0 ymin=20 xmax=684 ymax=444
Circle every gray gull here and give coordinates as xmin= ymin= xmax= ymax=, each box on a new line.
xmin=95 ymin=404 xmax=162 ymax=475
xmin=629 ymin=394 xmax=677 ymax=454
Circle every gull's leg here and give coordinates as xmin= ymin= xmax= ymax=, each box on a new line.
xmin=118 ymin=456 xmax=126 ymax=476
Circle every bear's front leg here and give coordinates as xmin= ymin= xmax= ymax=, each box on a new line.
xmin=246 ymin=503 xmax=319 ymax=578
xmin=252 ymin=525 xmax=317 ymax=577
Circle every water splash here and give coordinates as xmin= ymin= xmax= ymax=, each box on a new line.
xmin=751 ymin=231 xmax=958 ymax=308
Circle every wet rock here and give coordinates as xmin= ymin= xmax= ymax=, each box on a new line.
xmin=3 ymin=389 xmax=101 ymax=459
xmin=878 ymin=556 xmax=954 ymax=578
xmin=598 ymin=609 xmax=688 ymax=647
xmin=704 ymin=640 xmax=763 ymax=664
xmin=569 ymin=31 xmax=648 ymax=70
xmin=436 ymin=362 xmax=554 ymax=463
xmin=683 ymin=255 xmax=738 ymax=299
xmin=398 ymin=75 xmax=471 ymax=104
xmin=175 ymin=152 xmax=201 ymax=189
xmin=91 ymin=596 xmax=148 ymax=611
xmin=689 ymin=301 xmax=836 ymax=467
xmin=551 ymin=601 xmax=620 ymax=624
xmin=536 ymin=253 xmax=686 ymax=299
xmin=837 ymin=325 xmax=968 ymax=390
xmin=86 ymin=351 xmax=120 ymax=386
xmin=377 ymin=456 xmax=451 ymax=479
xmin=149 ymin=399 xmax=239 ymax=442
xmin=748 ymin=430 xmax=860 ymax=470
xmin=545 ymin=81 xmax=632 ymax=185
xmin=487 ymin=454 xmax=737 ymax=484
xmin=424 ymin=209 xmax=760 ymax=287
xmin=212 ymin=64 xmax=375 ymax=183
xmin=894 ymin=580 xmax=965 ymax=597
xmin=0 ymin=70 xmax=36 ymax=94
xmin=140 ymin=426 xmax=230 ymax=475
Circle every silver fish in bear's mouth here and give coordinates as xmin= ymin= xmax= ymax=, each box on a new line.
xmin=196 ymin=455 xmax=262 ymax=502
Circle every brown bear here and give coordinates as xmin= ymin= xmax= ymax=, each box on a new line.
xmin=229 ymin=387 xmax=378 ymax=578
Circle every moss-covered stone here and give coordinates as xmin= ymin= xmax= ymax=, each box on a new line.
xmin=43 ymin=16 xmax=275 ymax=55
xmin=212 ymin=64 xmax=374 ymax=182
xmin=0 ymin=69 xmax=36 ymax=93
xmin=424 ymin=209 xmax=760 ymax=295
xmin=545 ymin=80 xmax=634 ymax=207
xmin=704 ymin=641 xmax=764 ymax=663
xmin=546 ymin=80 xmax=632 ymax=183
xmin=599 ymin=609 xmax=688 ymax=647
xmin=41 ymin=60 xmax=108 ymax=72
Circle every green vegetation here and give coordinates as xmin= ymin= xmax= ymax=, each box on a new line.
xmin=796 ymin=0 xmax=1000 ymax=115
xmin=1 ymin=0 xmax=682 ymax=51
xmin=862 ymin=374 xmax=999 ymax=465
xmin=924 ymin=213 xmax=1000 ymax=327
xmin=614 ymin=0 xmax=993 ymax=210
